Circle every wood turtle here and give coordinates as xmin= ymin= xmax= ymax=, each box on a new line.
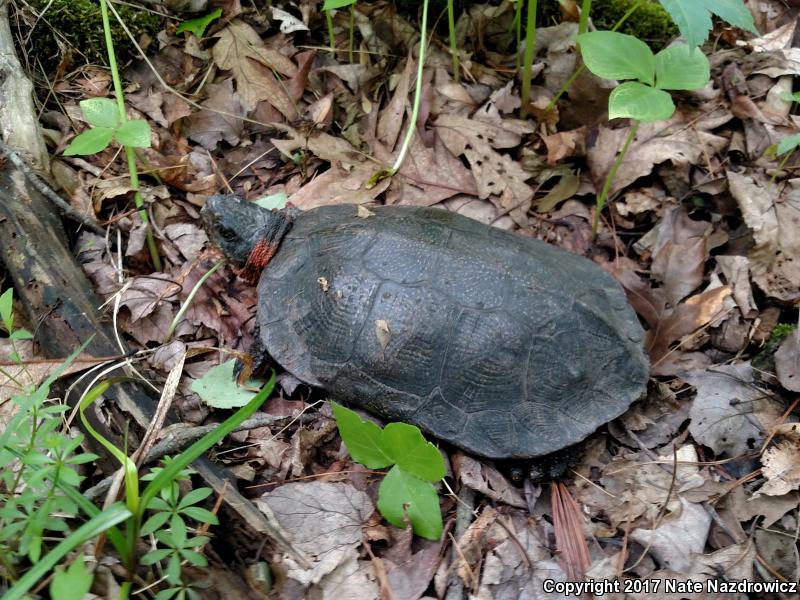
xmin=201 ymin=195 xmax=649 ymax=460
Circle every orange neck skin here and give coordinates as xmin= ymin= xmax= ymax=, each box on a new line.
xmin=236 ymin=239 xmax=278 ymax=286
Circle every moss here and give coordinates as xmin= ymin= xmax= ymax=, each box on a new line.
xmin=591 ymin=0 xmax=677 ymax=49
xmin=22 ymin=0 xmax=163 ymax=73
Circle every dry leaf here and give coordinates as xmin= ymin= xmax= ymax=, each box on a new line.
xmin=727 ymin=170 xmax=800 ymax=302
xmin=774 ymin=327 xmax=800 ymax=392
xmin=435 ymin=114 xmax=535 ymax=223
xmin=212 ymin=20 xmax=298 ymax=116
xmin=587 ymin=116 xmax=728 ymax=198
xmin=630 ymin=498 xmax=711 ymax=573
xmin=685 ymin=362 xmax=782 ymax=458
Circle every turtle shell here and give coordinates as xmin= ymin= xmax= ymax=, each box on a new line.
xmin=257 ymin=204 xmax=648 ymax=459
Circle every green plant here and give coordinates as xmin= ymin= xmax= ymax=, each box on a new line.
xmin=332 ymin=403 xmax=445 ymax=540
xmin=547 ymin=0 xmax=755 ymax=115
xmin=658 ymin=0 xmax=756 ymax=48
xmin=322 ymin=0 xmax=356 ymax=58
xmin=577 ymin=31 xmax=710 ymax=235
xmin=138 ymin=461 xmax=217 ymax=587
xmin=520 ymin=0 xmax=538 ymax=114
xmin=1 ymin=295 xmax=274 ymax=600
xmin=368 ymin=0 xmax=430 ymax=186
xmin=176 ymin=8 xmax=222 ymax=38
xmin=62 ymin=0 xmax=162 ymax=271
xmin=73 ymin=374 xmax=274 ymax=597
xmin=0 ymin=288 xmax=125 ymax=596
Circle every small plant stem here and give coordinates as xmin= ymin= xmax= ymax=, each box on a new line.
xmin=592 ymin=120 xmax=640 ymax=238
xmin=519 ymin=0 xmax=538 ymax=114
xmin=98 ymin=0 xmax=162 ymax=271
xmin=390 ymin=0 xmax=429 ymax=175
xmin=165 ymin=261 xmax=223 ymax=341
xmin=545 ymin=0 xmax=643 ymax=112
xmin=326 ymin=10 xmax=336 ymax=56
xmin=349 ymin=5 xmax=355 ymax=63
xmin=578 ymin=0 xmax=591 ymax=34
xmin=447 ymin=0 xmax=459 ymax=82
xmin=770 ymin=151 xmax=794 ymax=184
xmin=514 ymin=0 xmax=523 ymax=70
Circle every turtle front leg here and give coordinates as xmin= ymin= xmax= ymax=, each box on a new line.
xmin=234 ymin=321 xmax=271 ymax=383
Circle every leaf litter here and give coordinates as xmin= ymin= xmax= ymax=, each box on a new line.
xmin=33 ymin=0 xmax=800 ymax=596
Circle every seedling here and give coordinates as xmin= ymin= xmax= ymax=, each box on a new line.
xmin=332 ymin=403 xmax=445 ymax=540
xmin=577 ymin=31 xmax=710 ymax=235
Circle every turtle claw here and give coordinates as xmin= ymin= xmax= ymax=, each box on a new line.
xmin=234 ymin=322 xmax=270 ymax=384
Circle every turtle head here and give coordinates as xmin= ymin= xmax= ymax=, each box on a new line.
xmin=201 ymin=194 xmax=294 ymax=283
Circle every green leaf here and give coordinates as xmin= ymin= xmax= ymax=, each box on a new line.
xmin=141 ymin=376 xmax=273 ymax=510
xmin=4 ymin=503 xmax=131 ymax=600
xmin=50 ymin=558 xmax=93 ymax=600
xmin=0 ymin=288 xmax=13 ymax=331
xmin=191 ymin=360 xmax=263 ymax=408
xmin=178 ymin=487 xmax=213 ymax=508
xmin=64 ymin=127 xmax=115 ymax=156
xmin=654 ymin=44 xmax=710 ymax=90
xmin=382 ymin=423 xmax=445 ymax=482
xmin=577 ymin=31 xmax=655 ymax=85
xmin=176 ymin=8 xmax=222 ymax=37
xmin=323 ymin=0 xmax=356 ymax=9
xmin=79 ymin=98 xmax=119 ymax=128
xmin=331 ymin=402 xmax=393 ymax=469
xmin=9 ymin=329 xmax=33 ymax=341
xmin=115 ymin=119 xmax=152 ymax=148
xmin=777 ymin=132 xmax=800 ymax=156
xmin=609 ymin=82 xmax=675 ymax=122
xmin=377 ymin=466 xmax=443 ymax=540
xmin=659 ymin=0 xmax=756 ymax=48
xmin=254 ymin=192 xmax=289 ymax=210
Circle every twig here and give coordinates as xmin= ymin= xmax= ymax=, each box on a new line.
xmin=0 ymin=139 xmax=104 ymax=234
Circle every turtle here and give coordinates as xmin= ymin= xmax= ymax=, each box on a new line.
xmin=201 ymin=194 xmax=649 ymax=461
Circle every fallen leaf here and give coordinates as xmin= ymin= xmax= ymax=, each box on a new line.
xmin=452 ymin=453 xmax=526 ymax=509
xmin=212 ymin=20 xmax=298 ymax=117
xmin=630 ymin=498 xmax=711 ymax=573
xmin=685 ymin=362 xmax=783 ymax=458
xmin=627 ymin=543 xmax=755 ymax=600
xmin=774 ymin=327 xmax=800 ymax=392
xmin=183 ymin=80 xmax=248 ymax=150
xmin=587 ymin=115 xmax=728 ymax=198
xmin=257 ymin=481 xmax=374 ymax=587
xmin=651 ymin=207 xmax=711 ymax=306
xmin=435 ymin=113 xmax=535 ymax=223
xmin=727 ymin=170 xmax=800 ymax=302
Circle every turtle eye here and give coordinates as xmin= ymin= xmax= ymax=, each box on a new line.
xmin=219 ymin=227 xmax=236 ymax=241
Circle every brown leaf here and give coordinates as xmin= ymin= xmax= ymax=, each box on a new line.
xmin=685 ymin=362 xmax=784 ymax=457
xmin=287 ymin=163 xmax=390 ymax=210
xmin=727 ymin=170 xmax=800 ymax=302
xmin=435 ymin=114 xmax=535 ymax=223
xmin=378 ymin=56 xmax=414 ymax=150
xmin=651 ymin=206 xmax=711 ymax=306
xmin=587 ymin=116 xmax=728 ymax=198
xmin=382 ymin=133 xmax=478 ymax=206
xmin=630 ymin=498 xmax=711 ymax=573
xmin=183 ymin=80 xmax=248 ymax=150
xmin=542 ymin=127 xmax=587 ymax=164
xmin=212 ymin=20 xmax=298 ymax=117
xmin=775 ymin=328 xmax=800 ymax=392
xmin=647 ymin=286 xmax=732 ymax=374
xmin=452 ymin=453 xmax=526 ymax=508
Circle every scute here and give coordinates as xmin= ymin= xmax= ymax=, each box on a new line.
xmin=258 ymin=204 xmax=649 ymax=458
